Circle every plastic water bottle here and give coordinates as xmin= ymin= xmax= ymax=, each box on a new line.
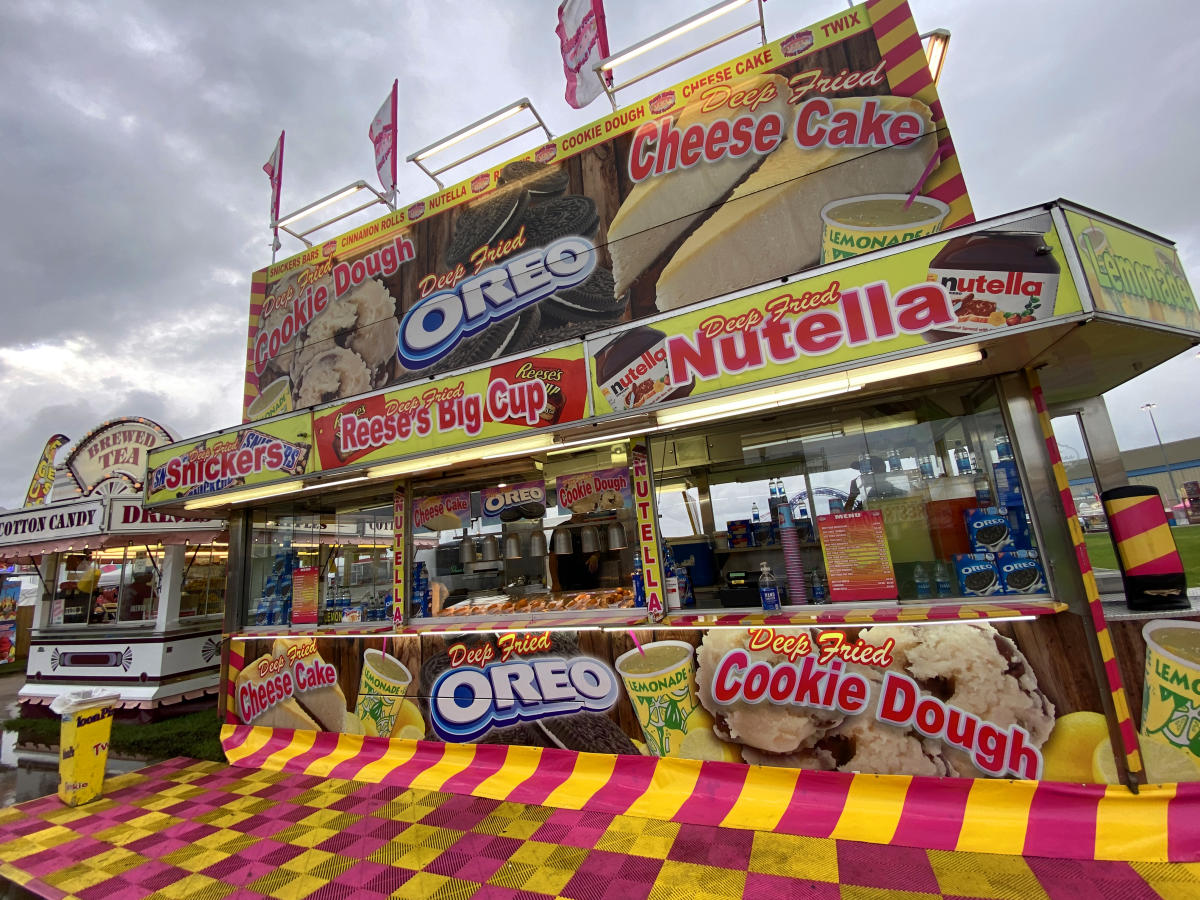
xmin=811 ymin=569 xmax=828 ymax=604
xmin=751 ymin=502 xmax=761 ymax=523
xmin=994 ymin=426 xmax=1013 ymax=460
xmin=758 ymin=562 xmax=782 ymax=612
xmin=954 ymin=442 xmax=973 ymax=475
xmin=919 ymin=455 xmax=935 ymax=478
xmin=887 ymin=448 xmax=903 ymax=471
xmin=934 ymin=561 xmax=952 ymax=598
xmin=913 ymin=564 xmax=932 ymax=600
xmin=631 ymin=553 xmax=646 ymax=608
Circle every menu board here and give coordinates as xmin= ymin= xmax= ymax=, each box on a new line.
xmin=817 ymin=510 xmax=897 ymax=602
xmin=291 ymin=567 xmax=319 ymax=625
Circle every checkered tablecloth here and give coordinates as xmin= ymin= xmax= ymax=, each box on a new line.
xmin=0 ymin=758 xmax=1193 ymax=899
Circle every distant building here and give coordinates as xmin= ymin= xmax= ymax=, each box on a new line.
xmin=1065 ymin=435 xmax=1200 ymax=511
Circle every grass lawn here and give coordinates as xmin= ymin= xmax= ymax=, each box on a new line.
xmin=1085 ymin=523 xmax=1200 ymax=586
xmin=3 ymin=708 xmax=224 ymax=762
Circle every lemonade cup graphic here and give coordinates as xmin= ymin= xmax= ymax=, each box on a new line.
xmin=614 ymin=641 xmax=712 ymax=757
xmin=1141 ymin=620 xmax=1200 ymax=761
xmin=820 ymin=194 xmax=950 ymax=264
xmin=247 ymin=377 xmax=293 ymax=421
xmin=355 ymin=648 xmax=412 ymax=738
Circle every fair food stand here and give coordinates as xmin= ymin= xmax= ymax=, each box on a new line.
xmin=143 ymin=1 xmax=1200 ymax=860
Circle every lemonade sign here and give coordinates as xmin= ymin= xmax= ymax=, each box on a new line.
xmin=1142 ymin=620 xmax=1200 ymax=763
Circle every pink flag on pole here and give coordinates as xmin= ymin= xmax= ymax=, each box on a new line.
xmin=369 ymin=80 xmax=398 ymax=193
xmin=263 ymin=131 xmax=284 ymax=225
xmin=556 ymin=0 xmax=611 ymax=109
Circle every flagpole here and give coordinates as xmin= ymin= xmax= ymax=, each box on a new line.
xmin=271 ymin=131 xmax=285 ymax=263
xmin=390 ymin=79 xmax=398 ymax=210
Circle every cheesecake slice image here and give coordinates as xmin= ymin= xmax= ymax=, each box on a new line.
xmin=607 ymin=73 xmax=791 ymax=298
xmin=654 ymin=95 xmax=938 ymax=313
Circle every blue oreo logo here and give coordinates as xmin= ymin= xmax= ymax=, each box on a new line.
xmin=429 ymin=655 xmax=618 ymax=742
xmin=398 ymin=236 xmax=597 ymax=369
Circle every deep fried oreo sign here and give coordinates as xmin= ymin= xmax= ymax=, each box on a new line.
xmin=397 ymin=237 xmax=597 ymax=368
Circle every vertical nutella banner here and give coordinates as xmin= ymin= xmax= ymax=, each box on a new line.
xmin=630 ymin=441 xmax=665 ymax=621
xmin=244 ymin=1 xmax=972 ymax=421
xmin=392 ymin=489 xmax=406 ymax=627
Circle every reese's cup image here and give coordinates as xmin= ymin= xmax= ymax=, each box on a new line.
xmin=615 ymin=640 xmax=712 ymax=757
xmin=820 ymin=193 xmax=949 ymax=264
xmin=1141 ymin=619 xmax=1200 ymax=769
xmin=355 ymin=648 xmax=412 ymax=737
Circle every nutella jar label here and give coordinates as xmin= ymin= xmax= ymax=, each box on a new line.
xmin=598 ymin=333 xmax=676 ymax=411
xmin=926 ymin=233 xmax=1061 ymax=333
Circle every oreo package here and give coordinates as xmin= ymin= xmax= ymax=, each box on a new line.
xmin=964 ymin=505 xmax=1031 ymax=553
xmin=954 ymin=553 xmax=1002 ymax=597
xmin=996 ymin=550 xmax=1048 ymax=595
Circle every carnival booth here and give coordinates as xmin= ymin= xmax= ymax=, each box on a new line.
xmin=144 ymin=0 xmax=1199 ymax=855
xmin=1 ymin=418 xmax=227 ymax=716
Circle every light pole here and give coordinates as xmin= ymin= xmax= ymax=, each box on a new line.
xmin=1140 ymin=402 xmax=1181 ymax=512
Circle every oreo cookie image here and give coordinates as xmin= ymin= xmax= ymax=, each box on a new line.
xmin=500 ymin=501 xmax=548 ymax=522
xmin=520 ymin=195 xmax=599 ymax=247
xmin=954 ymin=553 xmax=1001 ymax=597
xmin=428 ymin=303 xmax=542 ymax=375
xmin=444 ymin=184 xmax=529 ymax=269
xmin=499 ymin=160 xmax=569 ymax=200
xmin=542 ymin=267 xmax=628 ymax=328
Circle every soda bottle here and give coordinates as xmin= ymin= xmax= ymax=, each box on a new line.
xmin=678 ymin=565 xmax=696 ymax=608
xmin=631 ymin=552 xmax=646 ymax=608
xmin=758 ymin=562 xmax=782 ymax=612
xmin=663 ymin=544 xmax=682 ymax=609
xmin=913 ymin=564 xmax=932 ymax=600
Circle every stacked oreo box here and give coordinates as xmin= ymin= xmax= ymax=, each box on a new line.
xmin=954 ymin=506 xmax=1046 ymax=597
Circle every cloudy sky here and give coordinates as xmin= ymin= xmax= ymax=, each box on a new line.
xmin=0 ymin=0 xmax=1197 ymax=508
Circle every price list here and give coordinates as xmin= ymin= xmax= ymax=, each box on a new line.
xmin=816 ymin=510 xmax=897 ymax=602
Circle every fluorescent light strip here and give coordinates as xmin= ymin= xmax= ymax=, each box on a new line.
xmin=602 ymin=614 xmax=1038 ymax=631
xmin=847 ymin=346 xmax=981 ymax=387
xmin=599 ymin=0 xmax=753 ymax=71
xmin=413 ymin=102 xmax=529 ymax=162
xmin=656 ymin=377 xmax=856 ymax=427
xmin=277 ymin=183 xmax=365 ymax=229
xmin=547 ymin=428 xmax=654 ymax=456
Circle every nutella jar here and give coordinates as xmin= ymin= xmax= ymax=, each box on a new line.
xmin=926 ymin=233 xmax=1060 ymax=333
xmin=595 ymin=325 xmax=694 ymax=412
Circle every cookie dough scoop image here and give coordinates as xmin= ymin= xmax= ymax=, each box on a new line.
xmin=695 ymin=628 xmax=842 ymax=761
